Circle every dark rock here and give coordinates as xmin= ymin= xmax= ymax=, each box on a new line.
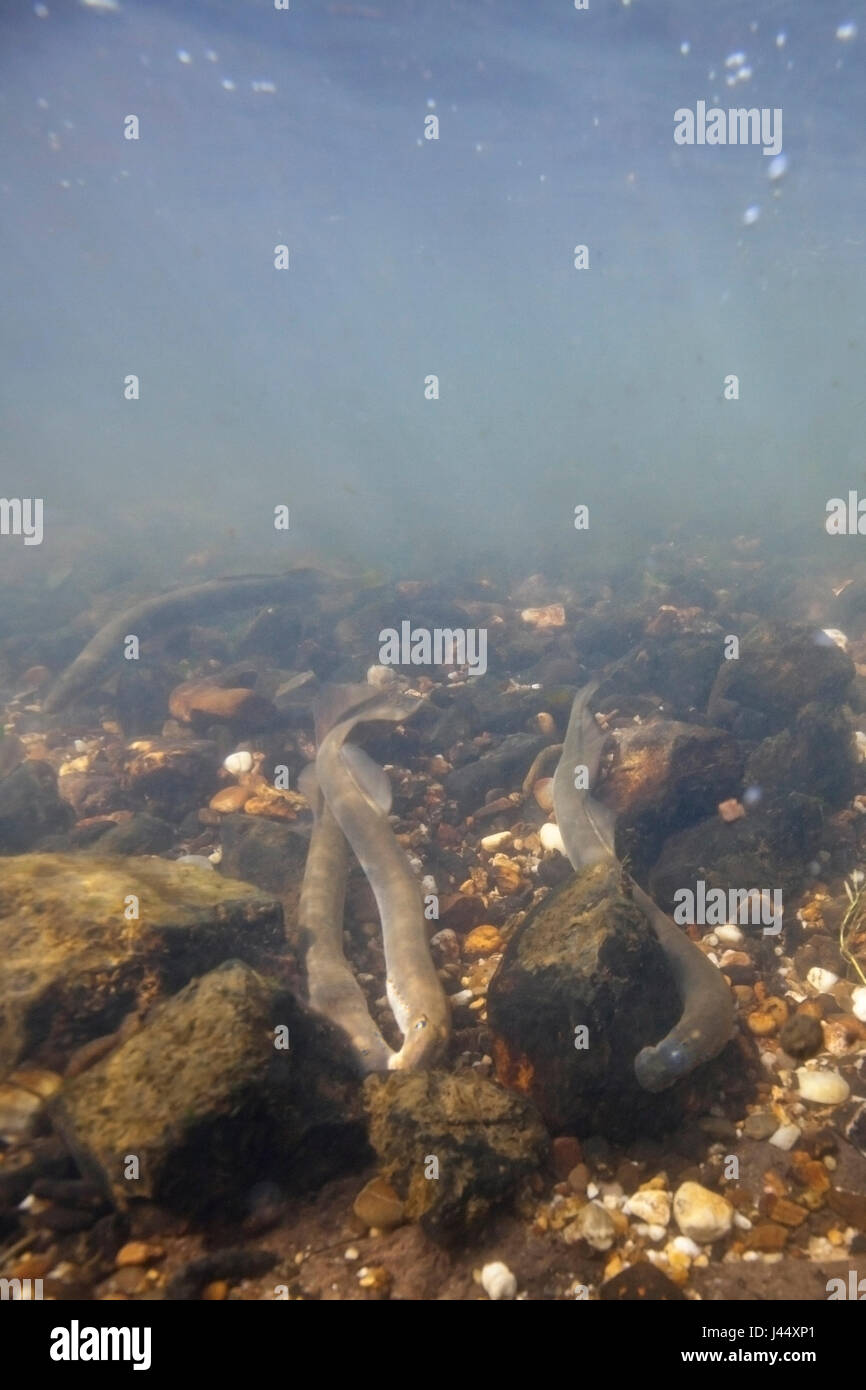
xmin=362 ymin=1069 xmax=548 ymax=1246
xmin=487 ymin=862 xmax=707 ymax=1140
xmin=0 ymin=852 xmax=284 ymax=1078
xmin=91 ymin=813 xmax=174 ymax=855
xmin=707 ymin=621 xmax=854 ymax=733
xmin=442 ymin=734 xmax=548 ymax=816
xmin=165 ymin=1246 xmax=279 ymax=1300
xmin=0 ymin=761 xmax=73 ymax=852
xmin=604 ymin=632 xmax=726 ymax=716
xmin=600 ymin=720 xmax=744 ymax=877
xmin=649 ymin=794 xmax=823 ymax=922
xmin=746 ymin=703 xmax=856 ymax=807
xmin=600 ymin=1263 xmax=685 ymax=1300
xmin=218 ymin=814 xmax=309 ymax=935
xmin=779 ymin=1013 xmax=824 ymax=1061
xmin=122 ymin=738 xmax=218 ymax=821
xmin=50 ymin=961 xmax=366 ymax=1216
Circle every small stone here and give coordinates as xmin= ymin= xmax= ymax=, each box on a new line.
xmin=344 ymin=1247 xmax=360 ymax=1261
xmin=718 ymin=798 xmax=746 ymax=823
xmin=113 ymin=1266 xmax=148 ymax=1295
xmin=535 ymin=713 xmax=557 ymax=737
xmin=715 ymin=923 xmax=744 ymax=946
xmin=539 ymin=821 xmax=565 ymax=854
xmin=352 ymin=1177 xmax=405 ymax=1231
xmin=852 ymin=986 xmax=866 ymax=1023
xmin=480 ymin=831 xmax=512 ymax=852
xmin=779 ymin=1013 xmax=823 ymax=1060
xmin=747 ymin=997 xmax=788 ymax=1036
xmin=357 ymin=1265 xmax=391 ymax=1295
xmin=480 ymin=1260 xmax=517 ymax=1300
xmin=806 ymin=967 xmax=839 ymax=993
xmin=743 ymin=1223 xmax=788 ymax=1252
xmin=767 ymin=1196 xmax=808 ymax=1227
xmin=223 ymin=751 xmax=254 ymax=776
xmin=551 ymin=1135 xmax=583 ymax=1179
xmin=743 ymin=1111 xmax=778 ymax=1140
xmin=463 ymin=925 xmax=504 ymax=958
xmin=489 ymin=854 xmax=525 ymax=894
xmin=115 ymin=1241 xmax=163 ymax=1268
xmin=601 ymin=1264 xmax=685 ymax=1300
xmin=568 ymin=1163 xmax=590 ymax=1194
xmin=533 ymin=778 xmax=555 ymax=811
xmin=564 ymin=1201 xmax=616 ymax=1251
xmin=202 ymin=1280 xmax=229 ymax=1300
xmin=209 ymin=786 xmax=251 ymax=814
xmin=625 ymin=1189 xmax=672 ymax=1227
xmin=672 ymin=1182 xmax=733 ymax=1243
xmin=520 ymin=604 xmax=566 ymax=630
xmin=769 ymin=1123 xmax=802 ymax=1153
xmin=796 ymin=1067 xmax=850 ymax=1105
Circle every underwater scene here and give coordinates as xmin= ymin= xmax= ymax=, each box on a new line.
xmin=2 ymin=0 xmax=866 ymax=1334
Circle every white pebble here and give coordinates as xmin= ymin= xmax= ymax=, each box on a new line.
xmin=481 ymin=831 xmax=512 ymax=852
xmin=671 ymin=1235 xmax=701 ymax=1258
xmin=208 ymin=847 xmax=223 ymax=865
xmin=223 ymin=750 xmax=253 ymax=776
xmin=856 ymin=732 xmax=866 ymax=763
xmin=673 ymin=1182 xmax=733 ymax=1243
xmin=796 ymin=1067 xmax=850 ymax=1105
xmin=539 ymin=822 xmax=565 ymax=854
xmin=852 ymin=986 xmax=866 ymax=1022
xmin=807 ymin=966 xmax=838 ymax=993
xmin=715 ymin=923 xmax=744 ymax=946
xmin=344 ymin=1247 xmax=359 ymax=1261
xmin=821 ymin=627 xmax=849 ymax=651
xmin=768 ymin=1123 xmax=801 ymax=1150
xmin=449 ymin=989 xmax=473 ymax=1008
xmin=734 ymin=1212 xmax=753 ymax=1230
xmin=366 ymin=664 xmax=398 ymax=688
xmin=625 ymin=1189 xmax=671 ymax=1227
xmin=481 ymin=1261 xmax=517 ymax=1301
xmin=421 ymin=874 xmax=437 ymax=895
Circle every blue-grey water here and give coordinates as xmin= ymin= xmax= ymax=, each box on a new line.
xmin=2 ymin=0 xmax=864 ymax=580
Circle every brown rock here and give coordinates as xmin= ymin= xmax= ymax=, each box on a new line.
xmin=779 ymin=1013 xmax=823 ymax=1059
xmin=169 ymin=682 xmax=274 ymax=725
xmin=827 ymin=1189 xmax=866 ymax=1230
xmin=551 ymin=1135 xmax=583 ymax=1179
xmin=743 ymin=1223 xmax=788 ymax=1252
xmin=209 ymin=786 xmax=251 ymax=814
xmin=353 ymin=1176 xmax=405 ymax=1231
xmin=116 ymin=1241 xmax=163 ymax=1268
xmin=767 ymin=1196 xmax=808 ymax=1227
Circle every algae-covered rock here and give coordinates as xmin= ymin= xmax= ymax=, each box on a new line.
xmin=49 ymin=960 xmax=365 ymax=1215
xmin=487 ymin=862 xmax=698 ymax=1140
xmin=362 ymin=1069 xmax=548 ymax=1245
xmin=707 ymin=621 xmax=854 ymax=734
xmin=649 ymin=792 xmax=823 ymax=917
xmin=746 ymin=702 xmax=856 ymax=807
xmin=0 ymin=760 xmax=73 ymax=852
xmin=217 ymin=814 xmax=309 ymax=938
xmin=0 ymin=853 xmax=284 ymax=1078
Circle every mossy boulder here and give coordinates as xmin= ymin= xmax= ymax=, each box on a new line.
xmin=49 ymin=961 xmax=365 ymax=1215
xmin=0 ymin=853 xmax=284 ymax=1078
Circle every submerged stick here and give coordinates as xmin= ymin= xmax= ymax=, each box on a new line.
xmin=553 ymin=682 xmax=735 ymax=1093
xmin=42 ymin=569 xmax=321 ymax=713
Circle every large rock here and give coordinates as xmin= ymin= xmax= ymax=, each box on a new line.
xmin=600 ymin=720 xmax=744 ymax=876
xmin=0 ymin=853 xmax=284 ymax=1079
xmin=0 ymin=761 xmax=73 ymax=851
xmin=707 ymin=622 xmax=854 ymax=736
xmin=746 ymin=702 xmax=856 ymax=807
xmin=363 ymin=1070 xmax=548 ymax=1245
xmin=487 ymin=863 xmax=705 ymax=1140
xmin=217 ymin=814 xmax=309 ymax=939
xmin=49 ymin=961 xmax=365 ymax=1215
xmin=649 ymin=792 xmax=823 ymax=918
xmin=442 ymin=733 xmax=548 ymax=816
